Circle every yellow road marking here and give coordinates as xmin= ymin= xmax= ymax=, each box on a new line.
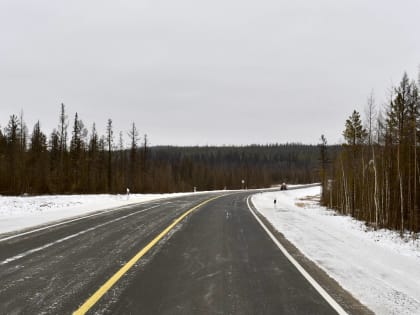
xmin=73 ymin=195 xmax=222 ymax=315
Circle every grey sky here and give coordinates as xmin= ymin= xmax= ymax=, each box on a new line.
xmin=1 ymin=0 xmax=419 ymax=146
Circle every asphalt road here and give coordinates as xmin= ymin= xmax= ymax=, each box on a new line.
xmin=0 ymin=190 xmax=371 ymax=315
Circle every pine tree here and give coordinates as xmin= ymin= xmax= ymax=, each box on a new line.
xmin=49 ymin=130 xmax=60 ymax=192
xmin=106 ymin=119 xmax=113 ymax=192
xmin=343 ymin=110 xmax=367 ymax=146
xmin=0 ymin=127 xmax=6 ymax=192
xmin=343 ymin=110 xmax=367 ymax=215
xmin=128 ymin=122 xmax=139 ymax=191
xmin=57 ymin=103 xmax=68 ymax=191
xmin=28 ymin=121 xmax=48 ymax=192
xmin=407 ymin=80 xmax=420 ymax=233
xmin=116 ymin=131 xmax=126 ymax=191
xmin=141 ymin=134 xmax=149 ymax=192
xmin=70 ymin=113 xmax=84 ymax=191
xmin=388 ymin=73 xmax=410 ymax=233
xmin=328 ymin=71 xmax=420 ymax=234
xmin=98 ymin=135 xmax=107 ymax=192
xmin=5 ymin=115 xmax=21 ymax=193
xmin=88 ymin=123 xmax=99 ymax=192
xmin=319 ymin=135 xmax=329 ymax=206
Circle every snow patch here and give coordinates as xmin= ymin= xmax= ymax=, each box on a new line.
xmin=0 ymin=192 xmax=194 ymax=235
xmin=252 ymin=187 xmax=420 ymax=315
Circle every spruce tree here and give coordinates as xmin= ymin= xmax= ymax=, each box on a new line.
xmin=5 ymin=115 xmax=20 ymax=193
xmin=70 ymin=113 xmax=83 ymax=191
xmin=29 ymin=121 xmax=48 ymax=192
xmin=127 ymin=122 xmax=139 ymax=191
xmin=106 ymin=119 xmax=113 ymax=192
xmin=57 ymin=103 xmax=68 ymax=191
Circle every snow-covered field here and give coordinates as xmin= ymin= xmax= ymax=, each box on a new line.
xmin=0 ymin=192 xmax=200 ymax=235
xmin=252 ymin=187 xmax=420 ymax=315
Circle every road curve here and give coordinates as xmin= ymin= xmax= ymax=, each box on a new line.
xmin=0 ymin=190 xmax=371 ymax=314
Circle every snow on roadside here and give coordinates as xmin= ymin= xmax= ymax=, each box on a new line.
xmin=0 ymin=185 xmax=285 ymax=236
xmin=0 ymin=192 xmax=196 ymax=235
xmin=252 ymin=186 xmax=420 ymax=315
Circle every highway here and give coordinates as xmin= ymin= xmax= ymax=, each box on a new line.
xmin=0 ymin=189 xmax=372 ymax=314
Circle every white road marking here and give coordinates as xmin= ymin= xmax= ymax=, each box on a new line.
xmin=0 ymin=205 xmax=161 ymax=265
xmin=246 ymin=196 xmax=348 ymax=315
xmin=0 ymin=201 xmax=170 ymax=243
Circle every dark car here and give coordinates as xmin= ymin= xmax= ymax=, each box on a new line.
xmin=280 ymin=183 xmax=287 ymax=190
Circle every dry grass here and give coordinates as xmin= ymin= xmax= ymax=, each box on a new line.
xmin=299 ymin=194 xmax=320 ymax=202
xmin=295 ymin=194 xmax=320 ymax=208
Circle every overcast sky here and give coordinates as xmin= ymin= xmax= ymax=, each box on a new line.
xmin=1 ymin=0 xmax=419 ymax=146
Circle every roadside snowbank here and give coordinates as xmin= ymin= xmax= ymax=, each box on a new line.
xmin=252 ymin=187 xmax=420 ymax=315
xmin=0 ymin=192 xmax=196 ymax=234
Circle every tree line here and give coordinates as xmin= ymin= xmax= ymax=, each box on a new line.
xmin=0 ymin=104 xmax=325 ymax=195
xmin=321 ymin=70 xmax=420 ymax=234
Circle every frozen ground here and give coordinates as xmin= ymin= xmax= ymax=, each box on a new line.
xmin=0 ymin=192 xmax=201 ymax=235
xmin=252 ymin=187 xmax=420 ymax=315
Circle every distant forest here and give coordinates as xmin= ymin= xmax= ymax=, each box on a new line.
xmin=0 ymin=104 xmax=331 ymax=195
xmin=320 ymin=70 xmax=420 ymax=234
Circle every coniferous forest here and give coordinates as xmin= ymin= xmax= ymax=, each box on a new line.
xmin=321 ymin=70 xmax=420 ymax=234
xmin=5 ymin=71 xmax=420 ymax=237
xmin=0 ymin=103 xmax=326 ymax=195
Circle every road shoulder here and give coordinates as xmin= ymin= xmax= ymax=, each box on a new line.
xmin=248 ymin=197 xmax=373 ymax=315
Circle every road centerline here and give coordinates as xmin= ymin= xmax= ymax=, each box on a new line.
xmin=73 ymin=195 xmax=223 ymax=315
